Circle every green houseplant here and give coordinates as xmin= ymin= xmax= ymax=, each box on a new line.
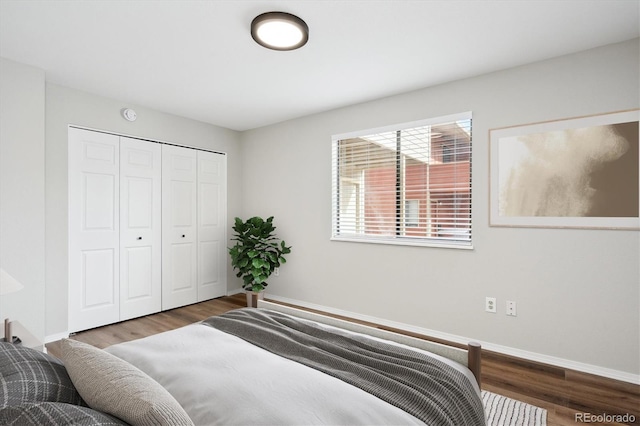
xmin=229 ymin=216 xmax=291 ymax=307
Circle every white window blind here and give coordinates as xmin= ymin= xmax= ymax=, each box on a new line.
xmin=331 ymin=112 xmax=472 ymax=248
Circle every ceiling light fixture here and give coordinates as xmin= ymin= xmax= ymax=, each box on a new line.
xmin=251 ymin=12 xmax=309 ymax=51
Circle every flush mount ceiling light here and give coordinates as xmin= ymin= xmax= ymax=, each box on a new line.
xmin=251 ymin=12 xmax=309 ymax=51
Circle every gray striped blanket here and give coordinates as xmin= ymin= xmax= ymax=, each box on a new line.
xmin=203 ymin=308 xmax=486 ymax=426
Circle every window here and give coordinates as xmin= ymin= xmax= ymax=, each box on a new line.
xmin=331 ymin=112 xmax=472 ymax=248
xmin=405 ymin=199 xmax=420 ymax=227
xmin=442 ymin=144 xmax=454 ymax=163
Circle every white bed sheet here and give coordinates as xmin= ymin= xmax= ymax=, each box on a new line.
xmin=105 ymin=312 xmax=479 ymax=426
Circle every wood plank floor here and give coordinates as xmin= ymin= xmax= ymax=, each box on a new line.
xmin=47 ymin=294 xmax=639 ymax=426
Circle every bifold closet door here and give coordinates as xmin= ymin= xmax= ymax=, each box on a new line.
xmin=70 ymin=130 xmax=228 ymax=327
xmin=162 ymin=145 xmax=198 ymax=310
xmin=119 ymin=137 xmax=162 ymax=321
xmin=68 ymin=128 xmax=120 ymax=332
xmin=197 ymin=151 xmax=227 ymax=301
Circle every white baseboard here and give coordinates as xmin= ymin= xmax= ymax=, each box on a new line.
xmin=267 ymin=294 xmax=640 ymax=385
xmin=227 ymin=287 xmax=244 ymax=296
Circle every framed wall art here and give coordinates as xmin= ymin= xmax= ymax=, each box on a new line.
xmin=489 ymin=109 xmax=639 ymax=229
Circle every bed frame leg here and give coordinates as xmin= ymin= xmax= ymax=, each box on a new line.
xmin=468 ymin=342 xmax=482 ymax=388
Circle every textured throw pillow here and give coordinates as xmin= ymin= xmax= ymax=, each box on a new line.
xmin=0 ymin=402 xmax=129 ymax=426
xmin=0 ymin=342 xmax=84 ymax=407
xmin=59 ymin=339 xmax=194 ymax=426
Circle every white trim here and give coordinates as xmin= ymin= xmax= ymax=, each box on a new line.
xmin=68 ymin=124 xmax=227 ymax=156
xmin=266 ymin=294 xmax=640 ymax=385
xmin=331 ymin=236 xmax=473 ymax=250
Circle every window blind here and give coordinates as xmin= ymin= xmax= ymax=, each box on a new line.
xmin=331 ymin=112 xmax=472 ymax=247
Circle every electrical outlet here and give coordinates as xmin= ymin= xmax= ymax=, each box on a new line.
xmin=485 ymin=297 xmax=496 ymax=313
xmin=506 ymin=301 xmax=517 ymax=316
xmin=273 ymin=267 xmax=280 ymax=277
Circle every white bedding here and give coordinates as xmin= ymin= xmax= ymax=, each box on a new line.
xmin=105 ymin=312 xmax=480 ymax=426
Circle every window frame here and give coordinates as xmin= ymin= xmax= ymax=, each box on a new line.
xmin=331 ymin=111 xmax=473 ymax=249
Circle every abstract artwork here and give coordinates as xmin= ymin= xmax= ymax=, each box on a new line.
xmin=490 ymin=110 xmax=639 ymax=229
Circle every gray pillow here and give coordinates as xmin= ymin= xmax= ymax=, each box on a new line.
xmin=0 ymin=342 xmax=84 ymax=407
xmin=0 ymin=402 xmax=129 ymax=425
xmin=60 ymin=339 xmax=194 ymax=426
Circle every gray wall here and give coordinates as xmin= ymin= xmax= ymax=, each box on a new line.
xmin=0 ymin=58 xmax=45 ymax=343
xmin=45 ymin=83 xmax=242 ymax=336
xmin=1 ymin=38 xmax=638 ymax=380
xmin=239 ymin=39 xmax=640 ymax=377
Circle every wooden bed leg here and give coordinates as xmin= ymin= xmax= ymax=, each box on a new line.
xmin=468 ymin=342 xmax=482 ymax=388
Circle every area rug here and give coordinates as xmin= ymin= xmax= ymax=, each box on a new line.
xmin=482 ymin=390 xmax=548 ymax=426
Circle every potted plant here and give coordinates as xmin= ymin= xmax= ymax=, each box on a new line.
xmin=229 ymin=216 xmax=292 ymax=307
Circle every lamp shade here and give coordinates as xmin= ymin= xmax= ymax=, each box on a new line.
xmin=0 ymin=268 xmax=24 ymax=295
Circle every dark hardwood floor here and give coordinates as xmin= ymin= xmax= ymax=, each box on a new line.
xmin=47 ymin=294 xmax=639 ymax=426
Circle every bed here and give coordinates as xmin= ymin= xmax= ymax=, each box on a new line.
xmin=1 ymin=301 xmax=486 ymax=425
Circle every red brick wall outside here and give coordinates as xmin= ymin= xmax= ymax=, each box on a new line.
xmin=364 ymin=161 xmax=470 ymax=237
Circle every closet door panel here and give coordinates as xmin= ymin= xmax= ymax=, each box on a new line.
xmin=124 ymin=246 xmax=152 ymax=298
xmin=162 ymin=145 xmax=198 ymax=310
xmin=82 ymin=249 xmax=115 ymax=306
xmin=68 ymin=128 xmax=120 ymax=332
xmin=119 ymin=137 xmax=162 ymax=321
xmin=170 ymin=243 xmax=194 ymax=289
xmin=197 ymin=151 xmax=227 ymax=301
xmin=171 ymin=181 xmax=194 ymax=225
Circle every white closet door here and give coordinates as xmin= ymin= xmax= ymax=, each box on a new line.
xmin=162 ymin=145 xmax=197 ymax=310
xmin=119 ymin=137 xmax=162 ymax=321
xmin=68 ymin=128 xmax=120 ymax=332
xmin=197 ymin=151 xmax=227 ymax=301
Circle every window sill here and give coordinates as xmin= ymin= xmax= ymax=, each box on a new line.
xmin=330 ymin=235 xmax=473 ymax=250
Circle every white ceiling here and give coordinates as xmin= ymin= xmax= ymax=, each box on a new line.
xmin=1 ymin=1 xmax=638 ymax=131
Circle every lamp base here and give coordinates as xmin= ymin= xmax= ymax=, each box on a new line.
xmin=3 ymin=318 xmax=20 ymax=344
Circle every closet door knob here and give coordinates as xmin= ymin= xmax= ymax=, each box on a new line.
xmin=137 ymin=237 xmax=142 ymax=240
xmin=181 ymin=234 xmax=185 ymax=238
